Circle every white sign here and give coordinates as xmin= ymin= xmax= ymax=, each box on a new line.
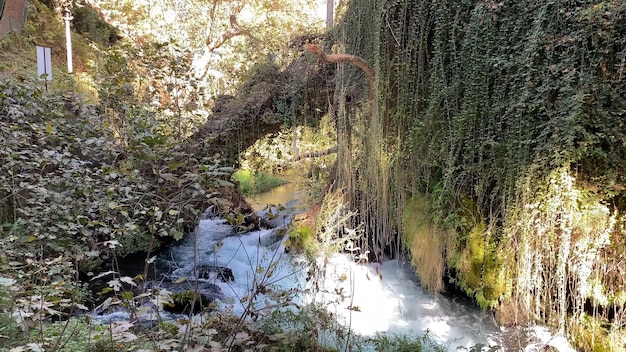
xmin=36 ymin=46 xmax=52 ymax=81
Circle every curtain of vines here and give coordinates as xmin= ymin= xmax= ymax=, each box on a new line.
xmin=335 ymin=0 xmax=397 ymax=261
xmin=335 ymin=0 xmax=626 ymax=344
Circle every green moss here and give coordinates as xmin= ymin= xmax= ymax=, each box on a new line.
xmin=570 ymin=313 xmax=625 ymax=352
xmin=452 ymin=220 xmax=507 ymax=308
xmin=285 ymin=224 xmax=315 ymax=254
xmin=166 ymin=290 xmax=213 ymax=314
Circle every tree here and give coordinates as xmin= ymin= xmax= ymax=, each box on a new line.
xmin=87 ymin=0 xmax=324 ymax=92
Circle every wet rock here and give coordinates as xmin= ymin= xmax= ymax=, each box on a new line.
xmin=165 ymin=289 xmax=215 ymax=314
xmin=196 ymin=265 xmax=235 ymax=282
xmin=142 ymin=279 xmax=223 ymax=315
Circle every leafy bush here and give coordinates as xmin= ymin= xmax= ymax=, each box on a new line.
xmin=72 ymin=4 xmax=120 ymax=48
xmin=368 ymin=332 xmax=436 ymax=352
xmin=0 ymin=74 xmax=236 ymax=348
xmin=0 ymin=75 xmax=232 ymax=251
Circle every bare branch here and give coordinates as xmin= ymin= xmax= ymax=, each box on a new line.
xmin=206 ymin=3 xmax=246 ymax=52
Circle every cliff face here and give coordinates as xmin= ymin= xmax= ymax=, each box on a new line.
xmin=334 ymin=0 xmax=626 ymax=349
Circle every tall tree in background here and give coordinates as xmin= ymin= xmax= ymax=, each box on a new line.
xmin=87 ymin=0 xmax=323 ymax=92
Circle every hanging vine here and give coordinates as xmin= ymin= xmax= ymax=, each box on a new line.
xmin=331 ymin=0 xmax=626 ymax=348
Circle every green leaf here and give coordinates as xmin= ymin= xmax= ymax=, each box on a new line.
xmin=237 ymin=212 xmax=244 ymax=225
xmin=171 ymin=229 xmax=184 ymax=240
xmin=120 ymin=291 xmax=134 ymax=300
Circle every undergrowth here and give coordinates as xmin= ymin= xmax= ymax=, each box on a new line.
xmin=232 ymin=169 xmax=288 ymax=195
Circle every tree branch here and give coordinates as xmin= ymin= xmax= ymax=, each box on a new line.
xmin=306 ymin=44 xmax=376 ymax=105
xmin=207 ymin=13 xmax=245 ymax=51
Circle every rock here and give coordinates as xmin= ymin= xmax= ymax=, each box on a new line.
xmin=196 ymin=265 xmax=235 ymax=282
xmin=165 ymin=289 xmax=215 ymax=314
xmin=141 ymin=279 xmax=224 ymax=315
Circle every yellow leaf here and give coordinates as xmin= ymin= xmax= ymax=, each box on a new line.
xmin=46 ymin=121 xmax=53 ymax=134
xmin=173 ymin=276 xmax=187 ymax=284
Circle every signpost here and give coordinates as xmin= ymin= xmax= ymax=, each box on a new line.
xmin=36 ymin=46 xmax=52 ymax=91
xmin=63 ymin=8 xmax=73 ymax=74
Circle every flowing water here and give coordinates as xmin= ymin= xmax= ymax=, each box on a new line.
xmin=98 ymin=175 xmax=578 ymax=351
xmin=155 ymin=215 xmax=576 ymax=351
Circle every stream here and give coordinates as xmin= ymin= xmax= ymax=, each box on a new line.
xmin=100 ymin=175 xmax=578 ymax=351
xmin=156 ymin=216 xmax=576 ymax=351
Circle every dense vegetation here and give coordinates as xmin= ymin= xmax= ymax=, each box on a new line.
xmin=0 ymin=1 xmax=338 ymax=351
xmin=0 ymin=1 xmax=442 ymax=351
xmin=2 ymin=0 xmax=625 ymax=350
xmin=329 ymin=0 xmax=626 ymax=350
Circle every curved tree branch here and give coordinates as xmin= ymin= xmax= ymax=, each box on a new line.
xmin=306 ymin=44 xmax=376 ymax=105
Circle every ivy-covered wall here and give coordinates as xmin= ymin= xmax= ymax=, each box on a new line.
xmin=334 ymin=0 xmax=626 ymax=348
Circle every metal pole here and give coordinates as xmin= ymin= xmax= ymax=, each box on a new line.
xmin=63 ymin=8 xmax=73 ymax=74
xmin=326 ymin=0 xmax=333 ymax=29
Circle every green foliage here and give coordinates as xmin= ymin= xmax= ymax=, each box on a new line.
xmin=569 ymin=312 xmax=626 ymax=352
xmin=285 ymin=224 xmax=315 ymax=254
xmin=367 ymin=332 xmax=446 ymax=352
xmin=451 ymin=221 xmax=506 ymax=309
xmin=72 ymin=3 xmax=120 ymax=48
xmin=92 ymin=0 xmax=324 ymax=96
xmin=0 ymin=77 xmax=228 ymax=258
xmin=334 ymin=0 xmax=626 ymax=345
xmin=256 ymin=307 xmax=352 ymax=352
xmin=402 ymin=195 xmax=445 ymax=292
xmin=0 ymin=71 xmax=233 ymax=349
xmin=232 ymin=169 xmax=287 ymax=195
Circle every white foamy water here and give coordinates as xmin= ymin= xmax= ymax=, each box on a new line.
xmin=93 ymin=215 xmax=576 ymax=351
xmin=159 ymin=218 xmax=500 ymax=349
xmin=159 ymin=216 xmax=302 ymax=315
xmin=303 ymin=255 xmax=501 ymax=350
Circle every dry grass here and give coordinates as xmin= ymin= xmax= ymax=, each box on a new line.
xmin=402 ymin=195 xmax=447 ymax=292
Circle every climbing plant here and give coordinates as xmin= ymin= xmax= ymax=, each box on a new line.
xmin=331 ymin=0 xmax=626 ymax=348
